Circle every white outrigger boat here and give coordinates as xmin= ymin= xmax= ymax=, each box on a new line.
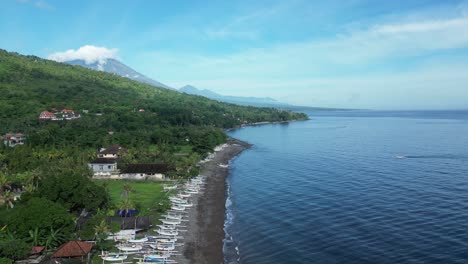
xmin=163 ymin=185 xmax=178 ymax=191
xmin=157 ymin=229 xmax=179 ymax=236
xmin=171 ymin=205 xmax=186 ymax=211
xmin=150 ymin=242 xmax=176 ymax=251
xmin=184 ymin=189 xmax=199 ymax=194
xmin=145 ymin=235 xmax=179 ymax=243
xmin=101 ymin=253 xmax=128 ymax=262
xmin=128 ymin=237 xmax=148 ymax=243
xmin=177 ymin=193 xmax=191 ymax=198
xmin=161 ymin=219 xmax=182 ymax=225
xmin=116 ymin=244 xmax=143 ymax=252
xmin=162 ymin=213 xmax=184 ymax=220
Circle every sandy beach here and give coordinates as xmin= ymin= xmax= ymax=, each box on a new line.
xmin=173 ymin=137 xmax=251 ymax=264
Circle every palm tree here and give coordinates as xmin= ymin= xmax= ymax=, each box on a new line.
xmin=118 ymin=197 xmax=135 ymax=217
xmin=121 ymin=183 xmax=133 ymax=198
xmin=94 ymin=220 xmax=110 ymax=245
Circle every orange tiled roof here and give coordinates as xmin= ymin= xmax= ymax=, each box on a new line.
xmin=52 ymin=241 xmax=93 ymax=258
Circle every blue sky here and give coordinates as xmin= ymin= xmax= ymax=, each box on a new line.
xmin=1 ymin=0 xmax=468 ymax=109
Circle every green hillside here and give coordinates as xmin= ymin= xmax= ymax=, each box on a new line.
xmin=0 ymin=49 xmax=306 ymax=146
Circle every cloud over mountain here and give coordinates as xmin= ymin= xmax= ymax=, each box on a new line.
xmin=48 ymin=45 xmax=119 ymax=65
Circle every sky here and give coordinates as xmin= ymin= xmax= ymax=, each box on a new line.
xmin=1 ymin=0 xmax=468 ymax=110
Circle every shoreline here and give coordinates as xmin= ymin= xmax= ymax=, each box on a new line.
xmin=224 ymin=118 xmax=308 ymax=132
xmin=174 ymin=137 xmax=251 ymax=264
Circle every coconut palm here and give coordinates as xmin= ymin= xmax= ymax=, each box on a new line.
xmin=121 ymin=183 xmax=133 ymax=198
xmin=118 ymin=197 xmax=135 ymax=217
xmin=94 ymin=220 xmax=109 ymax=241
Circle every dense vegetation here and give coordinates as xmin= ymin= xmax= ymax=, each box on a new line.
xmin=0 ymin=48 xmax=307 ymax=260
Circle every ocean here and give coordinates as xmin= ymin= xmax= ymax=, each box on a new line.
xmin=224 ymin=110 xmax=468 ymax=264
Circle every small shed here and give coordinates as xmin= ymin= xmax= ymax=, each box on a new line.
xmin=52 ymin=241 xmax=93 ymax=263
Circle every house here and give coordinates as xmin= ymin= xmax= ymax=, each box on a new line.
xmin=61 ymin=109 xmax=80 ymax=120
xmin=39 ymin=108 xmax=80 ymax=121
xmin=39 ymin=111 xmax=56 ymax=120
xmin=88 ymin=158 xmax=119 ymax=177
xmin=52 ymin=241 xmax=93 ymax=263
xmin=120 ymin=163 xmax=174 ymax=180
xmin=97 ymin=145 xmax=126 ymax=159
xmin=2 ymin=133 xmax=25 ymax=147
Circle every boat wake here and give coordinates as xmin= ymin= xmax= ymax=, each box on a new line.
xmin=395 ymin=154 xmax=467 ymax=160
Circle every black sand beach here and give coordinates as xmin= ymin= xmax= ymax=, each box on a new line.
xmin=174 ymin=137 xmax=251 ymax=264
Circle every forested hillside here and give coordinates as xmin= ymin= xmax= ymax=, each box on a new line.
xmin=0 ymin=49 xmax=306 ymax=148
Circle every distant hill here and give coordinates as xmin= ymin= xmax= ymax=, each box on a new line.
xmin=179 ymin=85 xmax=289 ymax=107
xmin=66 ymin=58 xmax=174 ymax=90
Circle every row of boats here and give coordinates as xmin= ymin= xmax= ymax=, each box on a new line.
xmin=100 ymin=176 xmax=206 ymax=264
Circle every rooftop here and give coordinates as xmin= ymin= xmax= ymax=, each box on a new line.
xmin=52 ymin=241 xmax=93 ymax=258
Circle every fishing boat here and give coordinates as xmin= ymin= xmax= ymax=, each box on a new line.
xmin=161 ymin=219 xmax=181 ymax=225
xmin=178 ymin=193 xmax=191 ymax=198
xmin=157 ymin=229 xmax=178 ymax=236
xmin=150 ymin=242 xmax=176 ymax=251
xmin=128 ymin=237 xmax=149 ymax=243
xmin=144 ymin=253 xmax=171 ymax=261
xmin=116 ymin=244 xmax=143 ymax=252
xmin=162 ymin=214 xmax=183 ymax=220
xmin=101 ymin=254 xmax=128 ymax=262
xmin=145 ymin=235 xmax=178 ymax=243
xmin=163 ymin=185 xmax=178 ymax=191
xmin=184 ymin=189 xmax=198 ymax=194
xmin=171 ymin=205 xmax=185 ymax=211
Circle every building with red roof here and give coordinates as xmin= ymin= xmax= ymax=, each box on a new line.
xmin=52 ymin=241 xmax=93 ymax=262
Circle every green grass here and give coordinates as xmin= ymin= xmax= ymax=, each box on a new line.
xmin=96 ymin=180 xmax=168 ymax=210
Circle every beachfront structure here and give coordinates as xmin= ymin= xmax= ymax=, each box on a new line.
xmin=97 ymin=144 xmax=126 ymax=159
xmin=2 ymin=133 xmax=26 ymax=147
xmin=52 ymin=241 xmax=93 ymax=263
xmin=120 ymin=163 xmax=173 ymax=180
xmin=88 ymin=158 xmax=119 ymax=176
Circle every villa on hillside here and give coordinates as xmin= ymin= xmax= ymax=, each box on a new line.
xmin=39 ymin=108 xmax=81 ymax=121
xmin=97 ymin=144 xmax=127 ymax=159
xmin=1 ymin=133 xmax=26 ymax=147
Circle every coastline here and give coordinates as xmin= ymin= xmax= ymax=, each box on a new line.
xmin=174 ymin=137 xmax=251 ymax=264
xmin=224 ymin=118 xmax=308 ymax=132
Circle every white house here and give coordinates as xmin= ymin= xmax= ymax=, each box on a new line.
xmin=2 ymin=133 xmax=26 ymax=147
xmin=88 ymin=158 xmax=119 ymax=177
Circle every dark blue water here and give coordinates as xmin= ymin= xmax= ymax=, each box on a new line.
xmin=224 ymin=110 xmax=468 ymax=264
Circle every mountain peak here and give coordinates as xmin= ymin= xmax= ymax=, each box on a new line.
xmin=66 ymin=58 xmax=174 ymax=90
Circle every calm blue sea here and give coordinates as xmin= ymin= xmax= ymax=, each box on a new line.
xmin=224 ymin=110 xmax=468 ymax=264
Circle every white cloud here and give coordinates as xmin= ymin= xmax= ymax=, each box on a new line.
xmin=16 ymin=0 xmax=55 ymax=11
xmin=134 ymin=11 xmax=468 ymax=109
xmin=48 ymin=45 xmax=119 ymax=65
xmin=35 ymin=0 xmax=55 ymax=11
